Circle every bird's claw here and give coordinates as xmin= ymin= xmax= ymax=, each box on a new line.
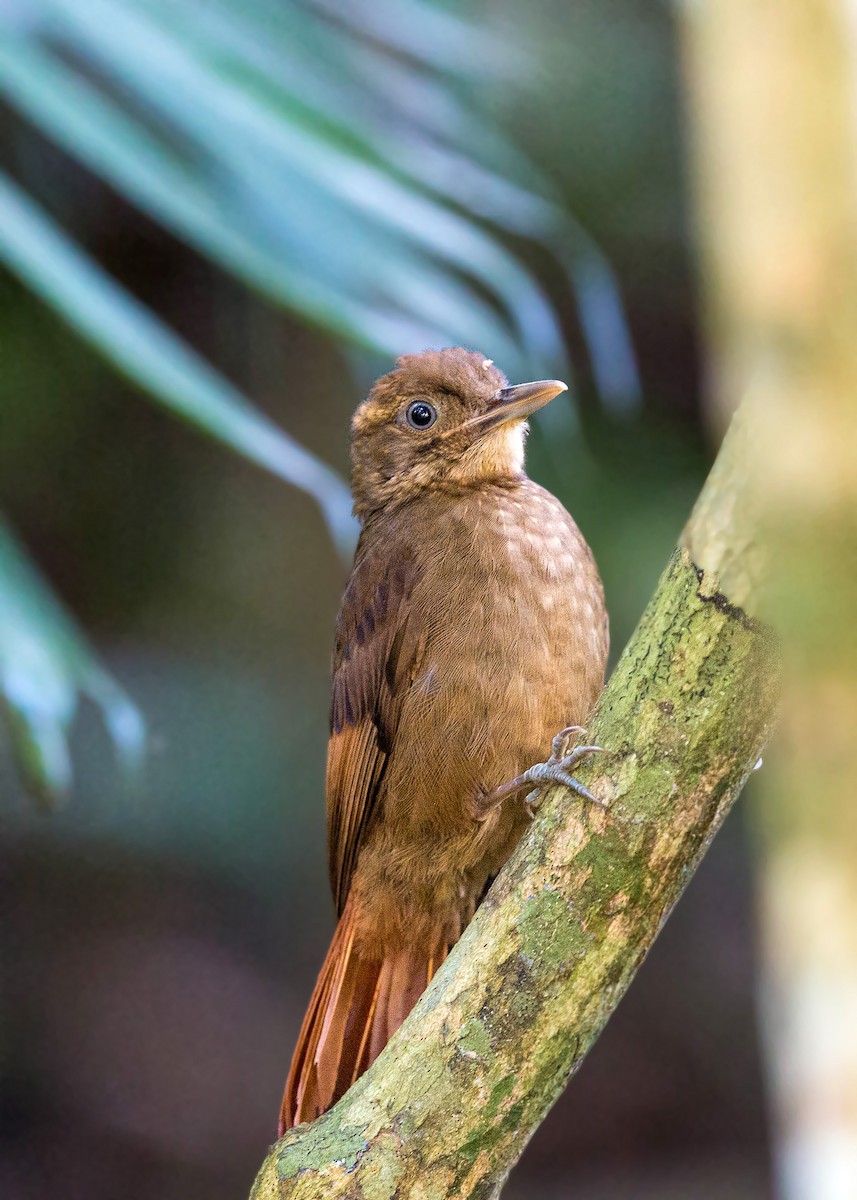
xmin=550 ymin=725 xmax=587 ymax=760
xmin=520 ymin=730 xmax=608 ymax=817
xmin=476 ymin=730 xmax=609 ymax=821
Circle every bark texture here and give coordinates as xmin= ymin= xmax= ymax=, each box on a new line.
xmin=250 ymin=411 xmax=779 ymax=1199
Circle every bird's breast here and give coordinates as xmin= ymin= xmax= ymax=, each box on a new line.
xmin=404 ymin=481 xmax=607 ymax=770
xmin=423 ymin=482 xmax=603 ymax=642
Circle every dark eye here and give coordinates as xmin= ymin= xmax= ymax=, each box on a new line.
xmin=405 ymin=401 xmax=437 ymax=430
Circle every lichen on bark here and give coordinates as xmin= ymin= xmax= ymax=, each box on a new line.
xmin=250 ymin=513 xmax=779 ymax=1199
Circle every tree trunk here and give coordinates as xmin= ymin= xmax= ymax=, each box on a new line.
xmin=682 ymin=3 xmax=857 ymax=1196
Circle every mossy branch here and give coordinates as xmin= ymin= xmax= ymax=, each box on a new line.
xmin=250 ymin=406 xmax=779 ymax=1200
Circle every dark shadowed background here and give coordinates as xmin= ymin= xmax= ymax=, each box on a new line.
xmin=0 ymin=1 xmax=772 ymax=1196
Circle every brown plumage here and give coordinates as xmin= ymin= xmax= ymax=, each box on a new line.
xmin=280 ymin=348 xmax=608 ymax=1131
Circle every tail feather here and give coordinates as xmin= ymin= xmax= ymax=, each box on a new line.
xmin=280 ymin=897 xmax=448 ymax=1132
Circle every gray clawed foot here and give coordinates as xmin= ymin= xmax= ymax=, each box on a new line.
xmin=521 ymin=727 xmax=608 ymax=818
xmin=477 ymin=727 xmax=609 ymax=821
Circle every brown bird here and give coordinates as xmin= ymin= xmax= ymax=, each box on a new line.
xmin=280 ymin=348 xmax=608 ymax=1132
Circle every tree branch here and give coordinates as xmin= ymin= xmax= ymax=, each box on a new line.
xmin=251 ymin=408 xmax=779 ymax=1199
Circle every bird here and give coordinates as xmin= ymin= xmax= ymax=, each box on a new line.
xmin=280 ymin=347 xmax=609 ymax=1132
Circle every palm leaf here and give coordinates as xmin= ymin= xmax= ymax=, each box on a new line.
xmin=0 ymin=518 xmax=145 ymax=808
xmin=0 ymin=170 xmax=356 ymax=803
xmin=0 ymin=171 xmax=358 ymax=559
xmin=0 ymin=0 xmax=638 ymax=391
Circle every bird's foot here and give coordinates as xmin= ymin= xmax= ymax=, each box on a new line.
xmin=477 ymin=726 xmax=608 ymax=820
xmin=521 ymin=725 xmax=608 ymax=817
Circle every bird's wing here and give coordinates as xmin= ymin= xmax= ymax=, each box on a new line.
xmin=326 ymin=542 xmax=425 ymax=914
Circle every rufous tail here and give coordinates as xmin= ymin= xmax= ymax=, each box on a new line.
xmin=279 ymin=894 xmax=449 ymax=1133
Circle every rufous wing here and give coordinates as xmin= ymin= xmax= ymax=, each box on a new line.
xmin=281 ymin=537 xmax=435 ymax=1131
xmin=326 ymin=539 xmax=425 ymax=913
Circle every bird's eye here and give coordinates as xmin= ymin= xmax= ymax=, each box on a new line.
xmin=405 ymin=401 xmax=437 ymax=430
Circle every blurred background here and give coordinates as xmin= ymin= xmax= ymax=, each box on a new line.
xmin=3 ymin=0 xmax=850 ymax=1197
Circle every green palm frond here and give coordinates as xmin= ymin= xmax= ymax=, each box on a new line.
xmin=0 ymin=518 xmax=145 ymax=808
xmin=0 ymin=0 xmax=638 ymax=395
xmin=0 ymin=171 xmax=357 ymax=559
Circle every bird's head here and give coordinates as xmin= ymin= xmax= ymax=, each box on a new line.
xmin=350 ymin=348 xmax=566 ymax=519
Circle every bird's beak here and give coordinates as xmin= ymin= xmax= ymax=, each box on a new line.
xmin=467 ymin=379 xmax=568 ymax=431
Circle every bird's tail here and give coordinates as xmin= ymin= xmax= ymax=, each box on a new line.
xmin=279 ymin=894 xmax=449 ymax=1133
